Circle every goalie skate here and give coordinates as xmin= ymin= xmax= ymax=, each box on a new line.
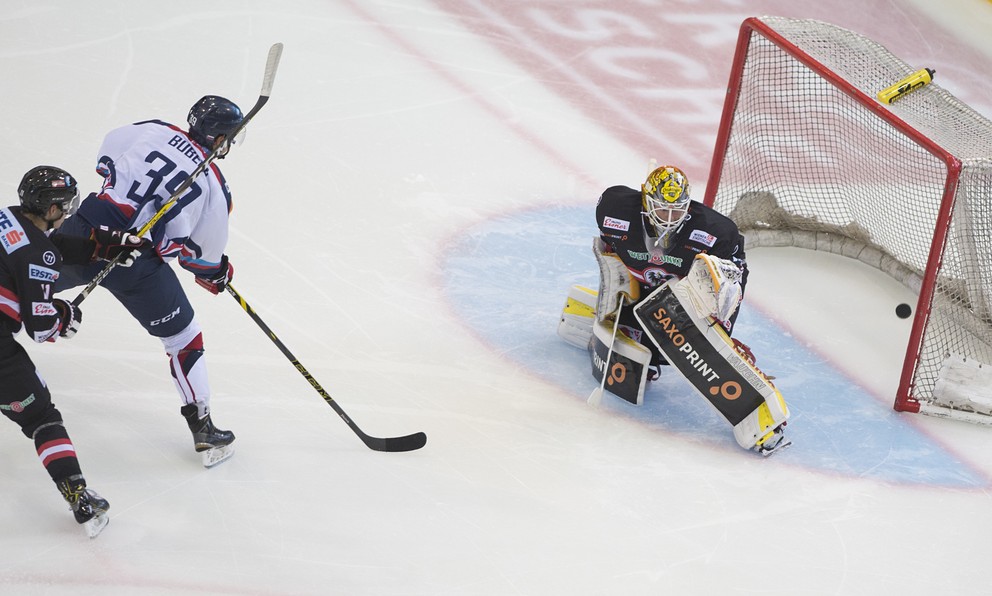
xmin=752 ymin=425 xmax=791 ymax=457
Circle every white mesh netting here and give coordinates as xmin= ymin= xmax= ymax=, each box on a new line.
xmin=709 ymin=16 xmax=992 ymax=420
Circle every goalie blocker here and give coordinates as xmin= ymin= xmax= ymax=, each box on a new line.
xmin=632 ymin=265 xmax=790 ymax=453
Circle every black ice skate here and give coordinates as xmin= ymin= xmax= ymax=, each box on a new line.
xmin=59 ymin=477 xmax=110 ymax=538
xmin=752 ymin=425 xmax=791 ymax=457
xmin=181 ymin=405 xmax=236 ymax=468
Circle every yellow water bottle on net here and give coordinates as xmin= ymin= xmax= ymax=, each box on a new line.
xmin=877 ymin=68 xmax=935 ymax=104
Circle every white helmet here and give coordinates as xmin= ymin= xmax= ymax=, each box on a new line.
xmin=642 ymin=165 xmax=691 ymax=237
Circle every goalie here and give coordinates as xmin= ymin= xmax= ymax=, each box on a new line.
xmin=557 ymin=165 xmax=790 ymax=455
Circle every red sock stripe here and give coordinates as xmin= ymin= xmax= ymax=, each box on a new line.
xmin=37 ymin=438 xmax=77 ymax=467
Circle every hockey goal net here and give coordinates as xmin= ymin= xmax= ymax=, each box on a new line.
xmin=704 ymin=16 xmax=992 ymax=423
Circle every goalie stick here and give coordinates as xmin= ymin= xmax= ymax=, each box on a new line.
xmin=587 ymin=301 xmax=622 ymax=408
xmin=71 ymin=42 xmax=285 ymax=307
xmin=225 ymin=283 xmax=428 ymax=453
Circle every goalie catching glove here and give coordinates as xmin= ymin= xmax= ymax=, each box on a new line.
xmin=683 ymin=253 xmax=743 ymax=326
xmin=90 ymin=226 xmax=149 ymax=267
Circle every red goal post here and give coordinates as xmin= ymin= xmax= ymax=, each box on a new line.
xmin=703 ymin=16 xmax=992 ymax=423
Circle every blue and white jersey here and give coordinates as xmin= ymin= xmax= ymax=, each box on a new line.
xmin=77 ymin=120 xmax=233 ymax=278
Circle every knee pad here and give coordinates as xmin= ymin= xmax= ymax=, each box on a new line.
xmin=169 ymin=332 xmax=205 ymax=380
xmin=22 ymin=407 xmax=64 ymax=440
xmin=161 ymin=318 xmax=203 ymax=356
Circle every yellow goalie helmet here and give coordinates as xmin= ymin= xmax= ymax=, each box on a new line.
xmin=642 ymin=165 xmax=691 ymax=237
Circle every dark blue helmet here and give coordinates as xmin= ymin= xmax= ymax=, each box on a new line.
xmin=18 ymin=165 xmax=79 ymax=216
xmin=187 ymin=95 xmax=244 ymax=149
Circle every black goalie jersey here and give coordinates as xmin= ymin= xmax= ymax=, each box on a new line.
xmin=595 ymin=185 xmax=749 ymax=330
xmin=596 ymin=186 xmax=747 ymax=295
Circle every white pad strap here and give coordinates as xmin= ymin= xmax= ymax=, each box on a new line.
xmin=593 ymin=237 xmax=640 ymax=321
xmin=683 ymin=253 xmax=743 ymax=323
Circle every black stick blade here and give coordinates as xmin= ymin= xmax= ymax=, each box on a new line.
xmin=364 ymin=431 xmax=428 ymax=453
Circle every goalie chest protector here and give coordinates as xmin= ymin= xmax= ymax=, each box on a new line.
xmin=633 ymin=283 xmax=767 ymax=426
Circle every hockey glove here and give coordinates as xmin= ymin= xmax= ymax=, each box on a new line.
xmin=195 ymin=255 xmax=234 ymax=295
xmin=53 ymin=299 xmax=82 ymax=339
xmin=91 ymin=226 xmax=149 ymax=267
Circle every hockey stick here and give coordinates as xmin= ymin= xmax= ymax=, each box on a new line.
xmin=71 ymin=42 xmax=285 ymax=307
xmin=225 ymin=283 xmax=428 ymax=453
xmin=587 ymin=303 xmax=623 ymax=408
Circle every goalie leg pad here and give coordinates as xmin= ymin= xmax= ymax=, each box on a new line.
xmin=588 ymin=317 xmax=652 ymax=406
xmin=593 ymin=237 xmax=640 ymax=322
xmin=733 ymin=401 xmax=791 ymax=454
xmin=632 ymin=278 xmax=789 ymax=451
xmin=558 ymin=285 xmax=598 ymax=349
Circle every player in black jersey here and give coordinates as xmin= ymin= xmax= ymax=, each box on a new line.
xmin=559 ymin=165 xmax=789 ymax=454
xmin=595 ymin=164 xmax=748 ymax=366
xmin=1 ymin=165 xmax=145 ymax=537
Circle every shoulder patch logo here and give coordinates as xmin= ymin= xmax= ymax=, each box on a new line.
xmin=689 ymin=229 xmax=718 ymax=247
xmin=602 ymin=216 xmax=630 ymax=232
xmin=0 ymin=208 xmax=30 ymax=254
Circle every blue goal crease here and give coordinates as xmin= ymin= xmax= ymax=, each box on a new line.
xmin=441 ymin=205 xmax=988 ymax=489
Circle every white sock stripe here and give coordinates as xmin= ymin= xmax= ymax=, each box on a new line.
xmin=38 ymin=443 xmax=76 ymax=461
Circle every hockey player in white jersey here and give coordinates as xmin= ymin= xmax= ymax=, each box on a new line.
xmin=55 ymin=96 xmax=245 ymax=467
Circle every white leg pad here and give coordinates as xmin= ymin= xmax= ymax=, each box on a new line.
xmin=593 ymin=237 xmax=639 ymax=322
xmin=558 ymin=285 xmax=598 ymax=349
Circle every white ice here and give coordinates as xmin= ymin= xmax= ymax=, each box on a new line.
xmin=3 ymin=1 xmax=992 ymax=595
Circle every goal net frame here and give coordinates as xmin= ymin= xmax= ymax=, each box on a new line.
xmin=703 ymin=16 xmax=992 ymax=424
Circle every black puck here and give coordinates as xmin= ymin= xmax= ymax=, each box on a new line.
xmin=896 ymin=303 xmax=912 ymax=319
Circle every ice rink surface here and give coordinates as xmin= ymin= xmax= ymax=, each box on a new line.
xmin=3 ymin=1 xmax=992 ymax=595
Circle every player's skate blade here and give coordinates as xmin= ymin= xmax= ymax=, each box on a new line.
xmin=181 ymin=405 xmax=236 ymax=467
xmin=201 ymin=444 xmax=235 ymax=468
xmin=67 ymin=484 xmax=110 ymax=538
xmin=752 ymin=427 xmax=791 ymax=457
xmin=83 ymin=511 xmax=110 ymax=538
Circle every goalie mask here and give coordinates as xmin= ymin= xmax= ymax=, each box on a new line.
xmin=642 ymin=165 xmax=691 ymax=239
